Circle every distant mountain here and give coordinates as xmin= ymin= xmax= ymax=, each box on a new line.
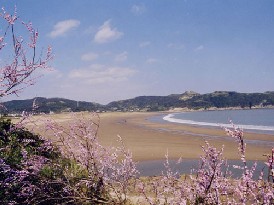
xmin=182 ymin=91 xmax=274 ymax=109
xmin=1 ymin=91 xmax=274 ymax=114
xmin=105 ymin=91 xmax=274 ymax=111
xmin=106 ymin=96 xmax=180 ymax=111
xmin=169 ymin=91 xmax=200 ymax=101
xmin=1 ymin=97 xmax=104 ymax=114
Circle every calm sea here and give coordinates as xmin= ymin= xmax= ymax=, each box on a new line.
xmin=140 ymin=109 xmax=274 ymax=177
xmin=137 ymin=159 xmax=267 ymax=178
xmin=163 ymin=109 xmax=274 ymax=135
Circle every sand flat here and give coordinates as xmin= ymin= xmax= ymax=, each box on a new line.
xmin=96 ymin=112 xmax=274 ymax=161
xmin=25 ymin=111 xmax=274 ymax=162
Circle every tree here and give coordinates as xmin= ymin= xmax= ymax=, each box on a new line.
xmin=0 ymin=7 xmax=52 ymax=98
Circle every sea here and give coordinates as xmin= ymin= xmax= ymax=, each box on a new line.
xmin=137 ymin=109 xmax=274 ymax=177
xmin=163 ymin=108 xmax=274 ymax=135
xmin=137 ymin=159 xmax=267 ymax=179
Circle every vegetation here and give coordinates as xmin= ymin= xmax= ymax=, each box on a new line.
xmin=108 ymin=91 xmax=274 ymax=111
xmin=1 ymin=7 xmax=273 ymax=205
xmin=0 ymin=119 xmax=69 ymax=204
xmin=0 ymin=119 xmax=123 ymax=204
xmin=1 ymin=115 xmax=274 ymax=204
xmin=1 ymin=97 xmax=104 ymax=114
xmin=1 ymin=91 xmax=274 ymax=114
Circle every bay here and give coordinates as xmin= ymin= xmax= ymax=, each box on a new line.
xmin=163 ymin=109 xmax=274 ymax=135
xmin=137 ymin=159 xmax=268 ymax=179
xmin=142 ymin=109 xmax=274 ymax=177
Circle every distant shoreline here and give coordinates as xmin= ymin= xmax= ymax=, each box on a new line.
xmin=167 ymin=105 xmax=274 ymax=113
xmin=158 ymin=108 xmax=274 ymax=136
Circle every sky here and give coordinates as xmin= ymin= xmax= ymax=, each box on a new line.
xmin=1 ymin=0 xmax=274 ymax=104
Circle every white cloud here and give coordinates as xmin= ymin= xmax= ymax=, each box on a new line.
xmin=115 ymin=51 xmax=128 ymax=62
xmin=81 ymin=52 xmax=98 ymax=61
xmin=131 ymin=4 xmax=146 ymax=15
xmin=49 ymin=19 xmax=80 ymax=38
xmin=139 ymin=41 xmax=151 ymax=48
xmin=194 ymin=45 xmax=204 ymax=51
xmin=94 ymin=20 xmax=123 ymax=43
xmin=69 ymin=65 xmax=136 ymax=84
xmin=146 ymin=58 xmax=159 ymax=64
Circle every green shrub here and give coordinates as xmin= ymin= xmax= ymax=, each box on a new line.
xmin=0 ymin=119 xmax=110 ymax=204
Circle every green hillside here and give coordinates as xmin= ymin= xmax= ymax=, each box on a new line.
xmin=106 ymin=91 xmax=274 ymax=111
xmin=1 ymin=97 xmax=104 ymax=114
xmin=1 ymin=91 xmax=274 ymax=114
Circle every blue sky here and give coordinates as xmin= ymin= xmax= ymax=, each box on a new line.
xmin=1 ymin=0 xmax=274 ymax=104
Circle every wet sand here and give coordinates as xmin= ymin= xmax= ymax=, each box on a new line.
xmin=96 ymin=112 xmax=274 ymax=161
xmin=25 ymin=111 xmax=274 ymax=162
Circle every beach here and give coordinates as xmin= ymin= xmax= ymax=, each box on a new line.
xmin=24 ymin=111 xmax=274 ymax=162
xmin=96 ymin=112 xmax=273 ymax=161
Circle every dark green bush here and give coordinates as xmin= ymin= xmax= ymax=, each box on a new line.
xmin=0 ymin=119 xmax=109 ymax=204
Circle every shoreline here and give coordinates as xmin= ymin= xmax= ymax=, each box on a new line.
xmin=167 ymin=106 xmax=274 ymax=112
xmin=160 ymin=112 xmax=274 ymax=136
xmin=97 ymin=112 xmax=274 ymax=162
xmin=24 ymin=111 xmax=274 ymax=162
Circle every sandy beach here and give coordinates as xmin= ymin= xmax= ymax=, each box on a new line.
xmin=95 ymin=112 xmax=273 ymax=161
xmin=25 ymin=111 xmax=274 ymax=162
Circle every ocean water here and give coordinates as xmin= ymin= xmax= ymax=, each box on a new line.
xmin=141 ymin=109 xmax=274 ymax=177
xmin=137 ymin=159 xmax=267 ymax=178
xmin=163 ymin=109 xmax=274 ymax=135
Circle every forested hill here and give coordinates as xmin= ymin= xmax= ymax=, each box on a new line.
xmin=1 ymin=97 xmax=104 ymax=114
xmin=1 ymin=91 xmax=274 ymax=114
xmin=106 ymin=91 xmax=274 ymax=111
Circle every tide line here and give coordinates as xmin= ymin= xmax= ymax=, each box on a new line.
xmin=163 ymin=114 xmax=274 ymax=132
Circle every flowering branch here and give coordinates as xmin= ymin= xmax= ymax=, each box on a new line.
xmin=0 ymin=7 xmax=53 ymax=98
xmin=44 ymin=113 xmax=138 ymax=203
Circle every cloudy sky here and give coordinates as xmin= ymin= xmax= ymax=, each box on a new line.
xmin=1 ymin=0 xmax=274 ymax=104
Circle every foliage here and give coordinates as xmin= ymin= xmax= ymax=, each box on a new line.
xmin=1 ymin=107 xmax=139 ymax=203
xmin=0 ymin=7 xmax=52 ymax=98
xmin=44 ymin=113 xmax=139 ymax=204
xmin=0 ymin=119 xmax=64 ymax=204
xmin=0 ymin=117 xmax=127 ymax=204
xmin=1 ymin=115 xmax=274 ymax=204
xmin=136 ymin=125 xmax=274 ymax=205
xmin=1 ymin=97 xmax=104 ymax=114
xmin=105 ymin=91 xmax=274 ymax=111
xmin=1 ymin=6 xmax=274 ymax=205
xmin=0 ymin=7 xmax=113 ymax=205
xmin=1 ymin=91 xmax=274 ymax=114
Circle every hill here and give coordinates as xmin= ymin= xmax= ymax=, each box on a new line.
xmin=1 ymin=91 xmax=274 ymax=114
xmin=106 ymin=91 xmax=274 ymax=111
xmin=1 ymin=97 xmax=104 ymax=114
